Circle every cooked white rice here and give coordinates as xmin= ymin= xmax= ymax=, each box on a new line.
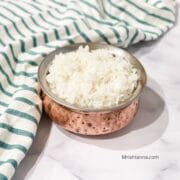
xmin=46 ymin=46 xmax=140 ymax=108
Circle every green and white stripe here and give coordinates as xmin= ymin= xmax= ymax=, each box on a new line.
xmin=0 ymin=0 xmax=176 ymax=179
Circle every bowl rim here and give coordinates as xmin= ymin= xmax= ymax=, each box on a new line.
xmin=38 ymin=43 xmax=147 ymax=113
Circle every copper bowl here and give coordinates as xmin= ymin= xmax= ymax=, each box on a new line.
xmin=38 ymin=43 xmax=147 ymax=135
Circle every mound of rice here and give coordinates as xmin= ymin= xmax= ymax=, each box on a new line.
xmin=46 ymin=46 xmax=140 ymax=108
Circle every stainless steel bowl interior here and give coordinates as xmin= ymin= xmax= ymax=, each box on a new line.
xmin=38 ymin=43 xmax=147 ymax=112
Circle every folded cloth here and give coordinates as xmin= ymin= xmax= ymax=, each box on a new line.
xmin=0 ymin=0 xmax=176 ymax=179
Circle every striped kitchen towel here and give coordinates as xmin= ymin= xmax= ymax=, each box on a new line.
xmin=0 ymin=0 xmax=176 ymax=179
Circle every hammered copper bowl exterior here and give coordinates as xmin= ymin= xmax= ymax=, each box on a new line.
xmin=39 ymin=43 xmax=146 ymax=135
xmin=42 ymin=94 xmax=139 ymax=135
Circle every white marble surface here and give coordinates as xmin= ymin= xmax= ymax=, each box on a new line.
xmin=13 ymin=3 xmax=180 ymax=180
